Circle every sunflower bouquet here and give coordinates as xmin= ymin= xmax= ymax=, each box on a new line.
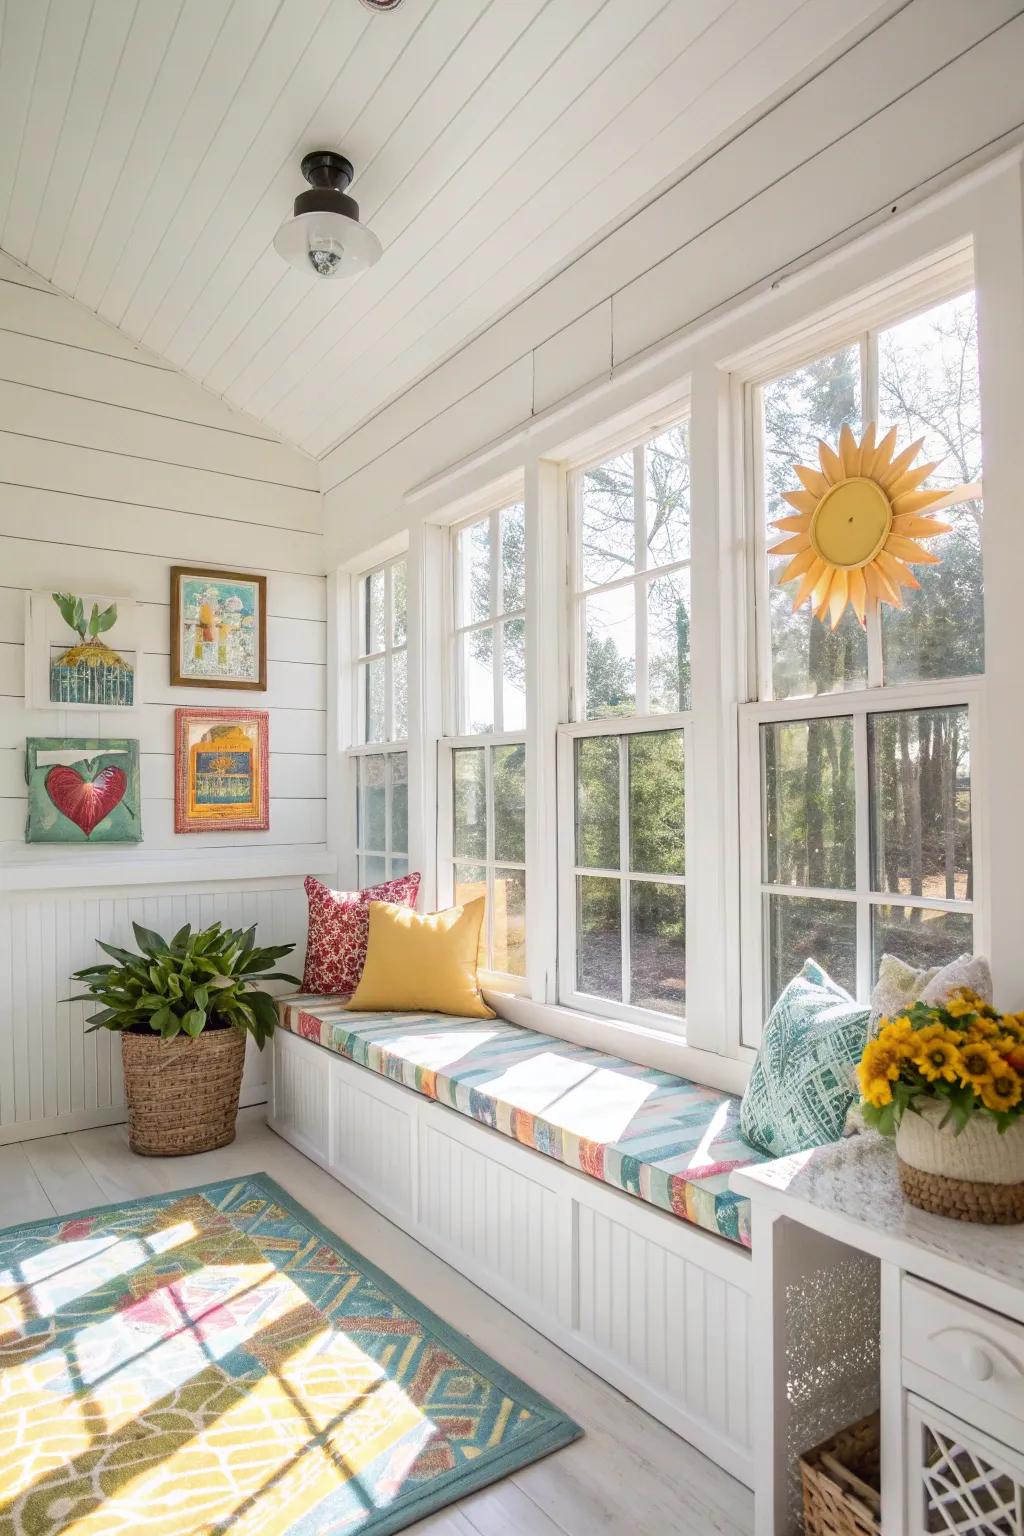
xmin=858 ymin=989 xmax=1024 ymax=1136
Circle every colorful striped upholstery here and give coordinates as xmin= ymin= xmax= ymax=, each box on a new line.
xmin=278 ymin=996 xmax=766 ymax=1248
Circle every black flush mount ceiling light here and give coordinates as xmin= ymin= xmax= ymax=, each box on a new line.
xmin=274 ymin=151 xmax=382 ymax=279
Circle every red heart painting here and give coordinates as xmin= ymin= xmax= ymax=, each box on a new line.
xmin=45 ymin=764 xmax=127 ymax=837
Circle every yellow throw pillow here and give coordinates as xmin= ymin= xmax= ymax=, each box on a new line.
xmin=345 ymin=897 xmax=495 ymax=1020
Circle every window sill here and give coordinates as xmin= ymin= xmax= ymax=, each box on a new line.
xmin=483 ymin=988 xmax=750 ymax=1096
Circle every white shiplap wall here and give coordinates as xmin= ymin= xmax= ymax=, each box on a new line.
xmin=0 ymin=251 xmax=329 ymax=1142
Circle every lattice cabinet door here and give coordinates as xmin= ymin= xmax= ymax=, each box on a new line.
xmin=906 ymin=1394 xmax=1024 ymax=1534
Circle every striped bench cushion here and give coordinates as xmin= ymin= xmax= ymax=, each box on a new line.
xmin=278 ymin=996 xmax=765 ymax=1248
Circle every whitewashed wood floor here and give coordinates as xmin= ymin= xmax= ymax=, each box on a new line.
xmin=0 ymin=1108 xmax=753 ymax=1536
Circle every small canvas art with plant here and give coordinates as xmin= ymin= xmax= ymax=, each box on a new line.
xmin=50 ymin=592 xmax=134 ymax=706
xmin=858 ymin=989 xmax=1024 ymax=1135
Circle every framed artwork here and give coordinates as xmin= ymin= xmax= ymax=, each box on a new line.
xmin=170 ymin=566 xmax=267 ymax=690
xmin=25 ymin=739 xmax=142 ymax=843
xmin=174 ymin=707 xmax=269 ymax=833
xmin=25 ymin=591 xmax=143 ymax=712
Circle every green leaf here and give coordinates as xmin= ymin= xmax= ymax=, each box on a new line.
xmin=181 ymin=1008 xmax=206 ymax=1038
xmin=73 ymin=596 xmax=85 ymax=635
xmin=133 ymin=922 xmax=169 ymax=957
xmin=86 ymin=1008 xmax=120 ymax=1027
xmin=87 ymin=601 xmax=100 ymax=637
xmin=52 ymin=592 xmax=79 ymax=631
xmin=193 ymin=984 xmax=209 ymax=1013
xmin=170 ymin=923 xmax=192 ymax=949
xmin=149 ymin=1006 xmax=175 ymax=1035
xmin=93 ymin=603 xmax=117 ymax=634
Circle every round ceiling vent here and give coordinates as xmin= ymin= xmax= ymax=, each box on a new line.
xmin=358 ymin=0 xmax=406 ymax=11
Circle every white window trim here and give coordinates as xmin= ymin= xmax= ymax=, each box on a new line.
xmin=352 ymin=551 xmax=409 ymax=750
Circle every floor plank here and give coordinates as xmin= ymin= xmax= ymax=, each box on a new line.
xmin=4 ymin=1109 xmax=754 ymax=1535
xmin=0 ymin=1141 xmax=55 ymax=1227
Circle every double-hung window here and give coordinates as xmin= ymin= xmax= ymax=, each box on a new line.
xmin=351 ymin=554 xmax=409 ymax=884
xmin=741 ymin=285 xmax=983 ymax=1043
xmin=443 ymin=503 xmax=527 ymax=978
xmin=559 ymin=422 xmax=692 ymax=1025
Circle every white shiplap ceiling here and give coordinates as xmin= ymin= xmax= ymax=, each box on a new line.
xmin=0 ymin=0 xmax=902 ymax=458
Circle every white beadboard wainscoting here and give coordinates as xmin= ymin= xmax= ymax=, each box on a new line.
xmin=270 ymin=1027 xmax=754 ymax=1487
xmin=0 ymin=252 xmax=331 ymax=1141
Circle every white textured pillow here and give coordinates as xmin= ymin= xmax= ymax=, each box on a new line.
xmin=919 ymin=953 xmax=993 ymax=1007
xmin=868 ymin=953 xmax=939 ymax=1036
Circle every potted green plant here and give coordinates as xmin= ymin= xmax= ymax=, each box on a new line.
xmin=68 ymin=920 xmax=299 ymax=1156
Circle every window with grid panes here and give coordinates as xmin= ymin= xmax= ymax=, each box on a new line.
xmin=747 ymin=290 xmax=982 ymax=1022
xmin=448 ymin=504 xmax=527 ymax=977
xmin=352 ymin=555 xmax=409 ymax=885
xmin=562 ymin=422 xmax=691 ymax=1023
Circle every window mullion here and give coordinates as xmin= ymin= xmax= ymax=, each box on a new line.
xmin=863 ymin=329 xmax=884 ymax=689
xmin=384 ymin=564 xmax=394 ymax=744
xmin=619 ymin=734 xmax=631 ymax=1005
xmin=854 ymin=712 xmax=872 ymax=1000
xmin=384 ymin=749 xmax=393 ymax=876
xmin=485 ymin=742 xmax=495 ymax=970
xmin=634 ymin=444 xmax=649 ymax=715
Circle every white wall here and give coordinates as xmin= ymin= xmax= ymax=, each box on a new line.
xmin=321 ymin=0 xmax=1024 ymax=553
xmin=0 ymin=252 xmax=330 ymax=1142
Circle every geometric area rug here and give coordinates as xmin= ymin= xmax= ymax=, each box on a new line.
xmin=0 ymin=1172 xmax=580 ymax=1534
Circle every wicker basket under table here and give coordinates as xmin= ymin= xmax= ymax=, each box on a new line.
xmin=800 ymin=1410 xmax=882 ymax=1536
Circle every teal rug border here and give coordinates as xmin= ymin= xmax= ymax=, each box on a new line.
xmin=0 ymin=1170 xmax=582 ymax=1535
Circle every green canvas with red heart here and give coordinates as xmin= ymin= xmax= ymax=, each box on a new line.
xmin=25 ymin=738 xmax=142 ymax=844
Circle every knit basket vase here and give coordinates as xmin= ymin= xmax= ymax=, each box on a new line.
xmin=121 ymin=1028 xmax=247 ymax=1156
xmin=896 ymin=1098 xmax=1024 ymax=1224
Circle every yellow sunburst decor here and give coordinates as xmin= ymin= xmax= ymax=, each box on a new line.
xmin=769 ymin=422 xmax=952 ymax=628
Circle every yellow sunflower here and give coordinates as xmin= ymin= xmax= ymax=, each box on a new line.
xmin=957 ymin=1039 xmax=1001 ymax=1091
xmin=912 ymin=1033 xmax=963 ymax=1084
xmin=769 ymin=422 xmax=951 ymax=628
xmin=980 ymin=1071 xmax=1023 ymax=1113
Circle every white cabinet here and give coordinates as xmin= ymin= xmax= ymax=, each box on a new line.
xmin=905 ymin=1393 xmax=1024 ymax=1535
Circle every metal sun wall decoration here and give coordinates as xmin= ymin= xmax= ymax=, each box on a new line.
xmin=769 ymin=423 xmax=952 ymax=628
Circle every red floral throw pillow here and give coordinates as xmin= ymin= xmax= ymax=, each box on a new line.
xmin=301 ymin=872 xmax=421 ymax=995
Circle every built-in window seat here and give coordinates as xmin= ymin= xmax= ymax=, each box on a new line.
xmin=277 ymin=995 xmax=766 ymax=1247
xmin=271 ymin=995 xmax=764 ymax=1485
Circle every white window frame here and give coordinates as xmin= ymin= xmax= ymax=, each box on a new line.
xmin=737 ymin=263 xmax=987 ymax=1048
xmin=347 ymin=551 xmax=410 ymax=888
xmin=439 ymin=496 xmax=529 ymax=989
xmin=353 ymin=552 xmax=408 ymax=747
xmin=568 ymin=425 xmax=692 ymax=723
xmin=557 ymin=712 xmax=693 ymax=1031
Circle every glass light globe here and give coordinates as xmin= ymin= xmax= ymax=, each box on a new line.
xmin=273 ymin=210 xmax=382 ymax=280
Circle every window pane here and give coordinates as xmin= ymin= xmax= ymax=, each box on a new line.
xmin=871 ymin=905 xmax=973 ymax=979
xmin=500 ymin=502 xmax=526 ymax=613
xmin=877 ymin=290 xmax=984 ymax=683
xmin=584 ymin=586 xmax=635 ymax=719
xmin=629 ymin=730 xmax=684 ymax=876
xmin=454 ymin=863 xmax=488 ymax=967
xmin=493 ymin=743 xmax=525 ymax=863
xmin=457 ymin=518 xmax=492 ymax=625
xmin=501 ymin=617 xmax=526 ymax=731
xmin=580 ymin=451 xmax=635 ymax=587
xmin=391 ymin=857 xmax=409 ymax=879
xmin=389 ymin=752 xmax=408 ymax=854
xmin=766 ymin=893 xmax=857 ymax=1006
xmin=391 ymin=560 xmax=407 ymax=648
xmin=647 ymin=569 xmax=691 ymax=713
xmin=358 ymin=754 xmax=386 ymax=850
xmin=645 ymin=423 xmax=690 ymax=566
xmin=360 ymin=854 xmax=387 ymax=886
xmin=575 ymin=736 xmax=619 ymax=869
xmin=630 ymin=882 xmax=685 ymax=1017
xmin=762 ymin=718 xmax=855 ymax=889
xmin=391 ymin=648 xmax=408 ymax=741
xmin=362 ymin=657 xmax=385 ymax=743
xmin=869 ymin=706 xmax=971 ymax=901
xmin=762 ymin=345 xmax=867 ymax=698
xmin=362 ymin=568 xmax=386 ymax=654
xmin=453 ymin=748 xmax=486 ymax=860
xmin=493 ymin=868 xmax=526 ymax=976
xmin=577 ymin=875 xmax=622 ymax=1000
xmin=460 ymin=627 xmax=494 ymax=734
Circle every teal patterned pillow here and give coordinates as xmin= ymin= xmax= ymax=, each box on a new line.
xmin=740 ymin=960 xmax=870 ymax=1157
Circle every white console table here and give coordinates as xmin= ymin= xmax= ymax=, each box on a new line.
xmin=732 ymin=1135 xmax=1024 ymax=1536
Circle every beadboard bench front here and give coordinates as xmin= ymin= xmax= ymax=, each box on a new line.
xmin=269 ymin=1025 xmax=755 ymax=1486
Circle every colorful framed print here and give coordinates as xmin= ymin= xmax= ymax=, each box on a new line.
xmin=174 ymin=707 xmax=269 ymax=833
xmin=170 ymin=566 xmax=267 ymax=690
xmin=25 ymin=739 xmax=142 ymax=844
xmin=25 ymin=591 xmax=143 ymax=712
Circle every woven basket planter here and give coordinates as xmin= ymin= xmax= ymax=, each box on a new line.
xmin=896 ymin=1098 xmax=1024 ymax=1224
xmin=800 ymin=1410 xmax=881 ymax=1536
xmin=121 ymin=1028 xmax=246 ymax=1156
